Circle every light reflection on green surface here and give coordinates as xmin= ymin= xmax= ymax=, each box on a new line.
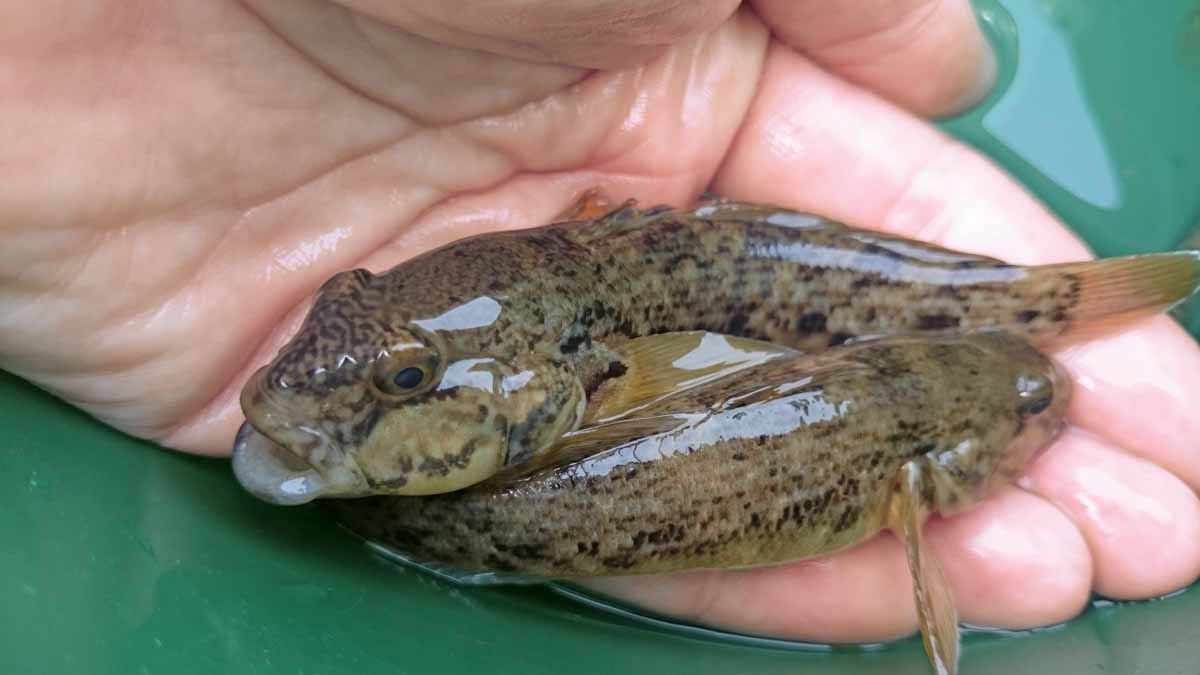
xmin=946 ymin=0 xmax=1200 ymax=257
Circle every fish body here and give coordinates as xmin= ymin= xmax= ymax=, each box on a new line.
xmin=233 ymin=195 xmax=1200 ymax=503
xmin=324 ymin=332 xmax=1068 ymax=578
xmin=231 ymin=194 xmax=1200 ymax=675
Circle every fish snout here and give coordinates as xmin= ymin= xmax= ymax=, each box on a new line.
xmin=234 ymin=369 xmax=374 ymax=504
xmin=232 ymin=422 xmax=327 ymax=505
xmin=232 ymin=421 xmax=370 ymax=505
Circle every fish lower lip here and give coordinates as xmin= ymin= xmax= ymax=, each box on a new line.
xmin=232 ymin=422 xmax=329 ymax=505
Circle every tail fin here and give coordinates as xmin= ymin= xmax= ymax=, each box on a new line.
xmin=1029 ymin=250 xmax=1200 ymax=344
xmin=1064 ymin=250 xmax=1200 ymax=323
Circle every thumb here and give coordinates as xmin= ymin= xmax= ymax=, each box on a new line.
xmin=750 ymin=0 xmax=997 ymax=117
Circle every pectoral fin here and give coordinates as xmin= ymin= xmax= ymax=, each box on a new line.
xmin=890 ymin=461 xmax=960 ymax=675
xmin=486 ymin=412 xmax=694 ymax=484
xmin=491 ymin=332 xmax=802 ymax=484
xmin=585 ymin=331 xmax=799 ymax=424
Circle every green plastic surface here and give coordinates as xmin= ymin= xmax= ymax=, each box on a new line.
xmin=4 ymin=1 xmax=1200 ymax=674
xmin=943 ymin=0 xmax=1200 ymax=258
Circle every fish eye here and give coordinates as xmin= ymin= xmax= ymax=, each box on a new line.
xmin=1015 ymin=372 xmax=1053 ymax=417
xmin=371 ymin=349 xmax=439 ymax=398
xmin=392 ymin=366 xmax=426 ymax=390
xmin=1016 ymin=373 xmax=1049 ymax=398
xmin=1022 ymin=396 xmax=1053 ymax=416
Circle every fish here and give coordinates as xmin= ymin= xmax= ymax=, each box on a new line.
xmin=321 ymin=330 xmax=1074 ymax=675
xmin=231 ymin=191 xmax=1200 ymax=505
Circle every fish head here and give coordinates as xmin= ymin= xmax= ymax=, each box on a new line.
xmin=920 ymin=333 xmax=1072 ymax=515
xmin=232 ymin=269 xmax=585 ymax=505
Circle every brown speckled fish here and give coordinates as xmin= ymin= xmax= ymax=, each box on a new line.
xmin=232 ymin=192 xmax=1200 ymax=505
xmin=323 ymin=330 xmax=1071 ymax=675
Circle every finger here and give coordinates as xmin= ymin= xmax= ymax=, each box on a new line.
xmin=1056 ymin=319 xmax=1200 ymax=492
xmin=333 ymin=0 xmax=742 ymax=69
xmin=750 ymin=0 xmax=996 ymax=117
xmin=713 ymin=45 xmax=1200 ymax=495
xmin=925 ymin=487 xmax=1092 ymax=629
xmin=714 ymin=44 xmax=1087 ymax=264
xmin=1020 ymin=428 xmax=1200 ymax=599
xmin=164 ymin=11 xmax=770 ymax=455
xmin=582 ymin=488 xmax=1090 ymax=643
xmin=583 ymin=535 xmax=920 ymax=644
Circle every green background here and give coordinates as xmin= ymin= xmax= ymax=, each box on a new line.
xmin=4 ymin=1 xmax=1199 ymax=673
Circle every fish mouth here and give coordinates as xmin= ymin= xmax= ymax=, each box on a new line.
xmin=231 ymin=420 xmax=372 ymax=505
xmin=232 ymin=422 xmax=335 ymax=505
xmin=233 ymin=368 xmax=372 ymax=505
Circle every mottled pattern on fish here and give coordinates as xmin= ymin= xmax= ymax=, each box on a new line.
xmin=273 ymin=201 xmax=1074 ymax=387
xmin=240 ymin=195 xmax=1198 ymax=499
xmin=327 ymin=335 xmax=1067 ymax=577
xmin=233 ymin=196 xmax=1200 ymax=675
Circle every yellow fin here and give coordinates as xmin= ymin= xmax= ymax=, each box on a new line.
xmin=585 ymin=332 xmax=800 ymax=425
xmin=487 ymin=413 xmax=692 ymax=484
xmin=553 ymin=187 xmax=618 ymax=222
xmin=1043 ymin=250 xmax=1200 ymax=338
xmin=890 ymin=462 xmax=960 ymax=675
xmin=495 ymin=331 xmax=801 ymax=484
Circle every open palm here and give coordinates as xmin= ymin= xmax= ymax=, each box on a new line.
xmin=3 ymin=0 xmax=1197 ymax=644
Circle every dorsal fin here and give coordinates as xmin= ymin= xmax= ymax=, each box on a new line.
xmin=562 ymin=198 xmax=684 ymax=244
xmin=551 ymin=187 xmax=620 ymax=223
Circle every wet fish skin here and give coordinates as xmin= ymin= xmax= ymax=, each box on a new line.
xmin=234 ymin=194 xmax=1199 ymax=501
xmin=326 ymin=332 xmax=1069 ymax=577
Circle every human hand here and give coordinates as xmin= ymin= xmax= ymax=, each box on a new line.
xmin=2 ymin=0 xmax=1197 ymax=644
